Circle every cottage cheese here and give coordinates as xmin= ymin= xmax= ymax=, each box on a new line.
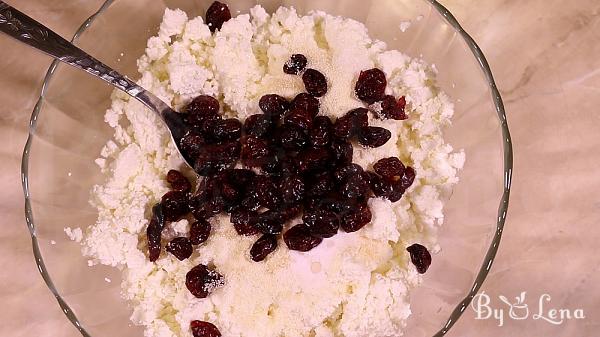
xmin=82 ymin=6 xmax=464 ymax=337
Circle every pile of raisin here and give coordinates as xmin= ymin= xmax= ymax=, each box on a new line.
xmin=167 ymin=53 xmax=417 ymax=262
xmin=148 ymin=57 xmax=417 ymax=263
xmin=145 ymin=3 xmax=424 ymax=335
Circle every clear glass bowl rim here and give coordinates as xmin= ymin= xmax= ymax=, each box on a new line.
xmin=20 ymin=1 xmax=513 ymax=336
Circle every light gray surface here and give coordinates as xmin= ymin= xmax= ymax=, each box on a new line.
xmin=0 ymin=0 xmax=598 ymax=336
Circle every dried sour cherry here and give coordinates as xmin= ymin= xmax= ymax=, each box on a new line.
xmin=283 ymin=54 xmax=308 ymax=75
xmin=355 ymin=68 xmax=386 ymax=104
xmin=302 ymin=69 xmax=328 ymax=97
xmin=206 ymin=1 xmax=231 ymax=32
xmin=284 ymin=224 xmax=323 ymax=252
xmin=166 ymin=237 xmax=193 ymax=261
xmin=186 ymin=264 xmax=224 ymax=298
xmin=250 ymin=234 xmax=278 ymax=262
xmin=191 ymin=320 xmax=222 ymax=337
xmin=407 ymin=243 xmax=432 ymax=274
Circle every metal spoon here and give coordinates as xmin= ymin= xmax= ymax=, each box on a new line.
xmin=0 ymin=1 xmax=194 ymax=166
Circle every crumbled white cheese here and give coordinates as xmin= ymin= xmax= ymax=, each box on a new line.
xmin=64 ymin=227 xmax=83 ymax=243
xmin=399 ymin=21 xmax=412 ymax=32
xmin=82 ymin=5 xmax=464 ymax=337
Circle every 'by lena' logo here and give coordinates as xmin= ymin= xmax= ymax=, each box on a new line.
xmin=471 ymin=291 xmax=585 ymax=327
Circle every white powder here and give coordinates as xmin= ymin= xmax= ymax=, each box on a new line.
xmin=82 ymin=6 xmax=464 ymax=337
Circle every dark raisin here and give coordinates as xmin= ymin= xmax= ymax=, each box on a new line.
xmin=291 ymin=93 xmax=320 ymax=117
xmin=407 ymin=243 xmax=432 ymax=274
xmin=190 ymin=219 xmax=211 ymax=245
xmin=279 ymin=157 xmax=300 ymax=177
xmin=191 ymin=320 xmax=222 ymax=337
xmin=279 ymin=204 xmax=302 ymax=221
xmin=230 ymin=209 xmax=259 ymax=236
xmin=262 ymin=156 xmax=298 ymax=178
xmin=226 ymin=169 xmax=256 ymax=187
xmin=185 ymin=95 xmax=220 ymax=127
xmin=209 ymin=118 xmax=242 ymax=141
xmin=224 ymin=200 xmax=241 ymax=215
xmin=186 ymin=264 xmax=224 ymax=298
xmin=333 ymin=108 xmax=368 ymax=139
xmin=386 ymin=181 xmax=405 ymax=202
xmin=302 ymin=69 xmax=328 ymax=97
xmin=223 ymin=197 xmax=242 ymax=214
xmin=340 ymin=202 xmax=372 ymax=232
xmin=194 ymin=141 xmax=241 ymax=176
xmin=355 ymin=68 xmax=387 ymax=104
xmin=205 ymin=1 xmax=231 ymax=32
xmin=198 ymin=117 xmax=223 ymax=139
xmin=357 ymin=126 xmax=391 ymax=148
xmin=189 ymin=192 xmax=223 ymax=219
xmin=241 ymin=193 xmax=261 ymax=212
xmin=166 ymin=237 xmax=193 ymax=261
xmin=320 ymin=197 xmax=355 ymax=215
xmin=365 ymin=171 xmax=394 ymax=198
xmin=334 ymin=163 xmax=364 ymax=183
xmin=198 ymin=140 xmax=241 ymax=166
xmin=305 ymin=172 xmax=334 ymax=197
xmin=241 ymin=136 xmax=272 ymax=167
xmin=374 ymin=157 xmax=405 ymax=180
xmin=373 ymin=95 xmax=393 ymax=119
xmin=284 ymin=224 xmax=323 ymax=252
xmin=179 ymin=132 xmax=206 ymax=159
xmin=220 ymin=182 xmax=240 ymax=202
xmin=259 ymin=94 xmax=290 ymax=120
xmin=261 ymin=156 xmax=282 ymax=176
xmin=303 ymin=197 xmax=321 ymax=211
xmin=332 ymin=115 xmax=353 ymax=140
xmin=379 ymin=95 xmax=407 ymax=120
xmin=283 ymin=54 xmax=308 ymax=75
xmin=185 ymin=95 xmax=220 ymax=117
xmin=296 ymin=148 xmax=330 ymax=173
xmin=161 ymin=191 xmax=189 ymax=222
xmin=253 ymin=211 xmax=284 ymax=235
xmin=340 ymin=174 xmax=369 ymax=199
xmin=280 ymin=176 xmax=305 ymax=204
xmin=244 ymin=114 xmax=272 ymax=138
xmin=303 ymin=209 xmax=339 ymax=238
xmin=204 ymin=195 xmax=226 ymax=218
xmin=400 ymin=166 xmax=416 ymax=190
xmin=277 ymin=124 xmax=308 ymax=151
xmin=347 ymin=108 xmax=369 ymax=129
xmin=250 ymin=234 xmax=278 ymax=262
xmin=247 ymin=176 xmax=281 ymax=210
xmin=167 ymin=170 xmax=192 ymax=193
xmin=394 ymin=96 xmax=408 ymax=120
xmin=309 ymin=116 xmax=333 ymax=147
xmin=284 ymin=108 xmax=313 ymax=130
xmin=147 ymin=203 xmax=165 ymax=262
xmin=329 ymin=139 xmax=353 ymax=165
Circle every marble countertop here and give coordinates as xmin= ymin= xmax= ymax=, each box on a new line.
xmin=1 ymin=1 xmax=598 ymax=336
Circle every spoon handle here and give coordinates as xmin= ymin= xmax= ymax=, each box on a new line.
xmin=0 ymin=1 xmax=191 ymax=150
xmin=0 ymin=1 xmax=144 ymax=97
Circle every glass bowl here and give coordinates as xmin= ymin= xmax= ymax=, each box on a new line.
xmin=22 ymin=0 xmax=512 ymax=336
